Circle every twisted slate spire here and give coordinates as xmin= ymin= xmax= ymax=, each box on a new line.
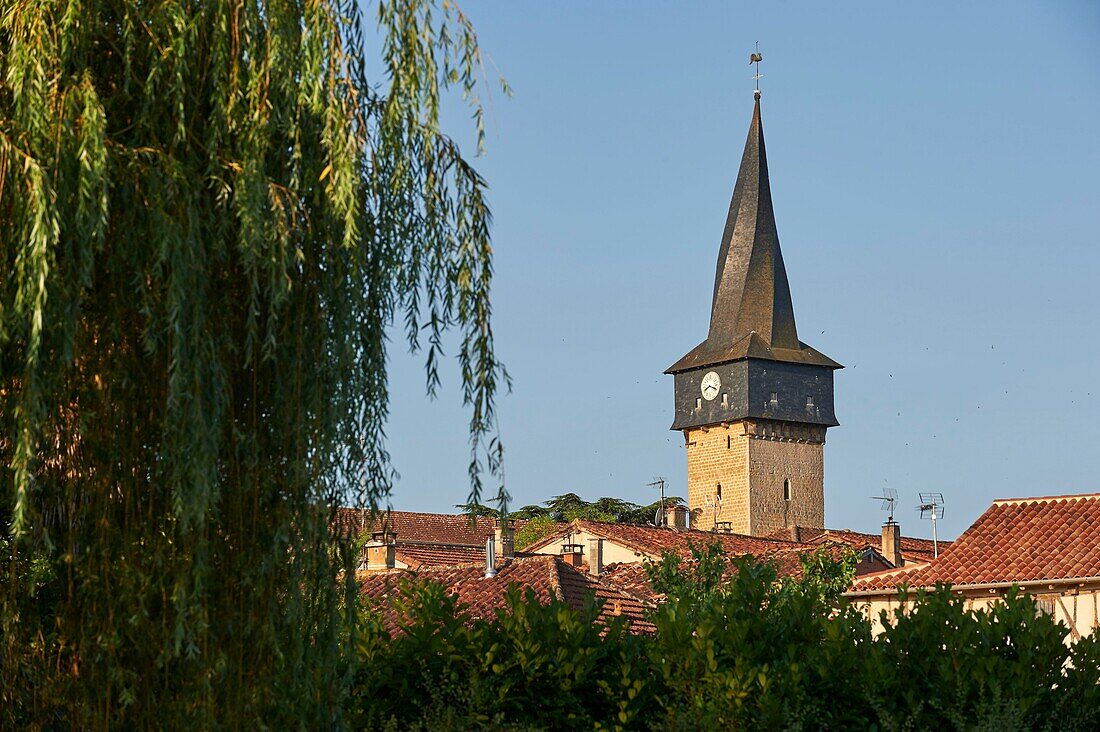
xmin=667 ymin=93 xmax=839 ymax=373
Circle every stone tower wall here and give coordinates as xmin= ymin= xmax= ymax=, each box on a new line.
xmin=686 ymin=420 xmax=825 ymax=536
xmin=685 ymin=424 xmax=751 ymax=534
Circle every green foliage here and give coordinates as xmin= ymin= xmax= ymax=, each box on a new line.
xmin=352 ymin=561 xmax=1100 ymax=731
xmin=1 ymin=0 xmax=503 ymax=727
xmin=517 ymin=492 xmax=686 ymax=524
xmin=866 ymin=586 xmax=1100 ymax=730
xmin=788 ymin=545 xmax=858 ymax=606
xmin=644 ymin=541 xmax=728 ymax=612
xmin=514 ymin=514 xmax=559 ymax=549
xmin=511 ymin=503 xmax=551 ymax=520
xmin=645 ymin=541 xmax=856 ymax=613
xmin=352 ymin=580 xmax=648 ymax=731
xmin=456 ymin=502 xmax=502 ymax=519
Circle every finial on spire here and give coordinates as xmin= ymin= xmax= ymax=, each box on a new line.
xmin=749 ymin=41 xmax=763 ymax=95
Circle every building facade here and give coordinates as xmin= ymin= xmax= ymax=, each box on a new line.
xmin=846 ymin=493 xmax=1100 ymax=638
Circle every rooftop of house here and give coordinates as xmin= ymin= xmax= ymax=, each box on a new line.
xmin=527 ymin=518 xmax=917 ymax=568
xmin=525 ymin=518 xmax=810 ymax=560
xmin=786 ymin=527 xmax=944 ymax=563
xmin=391 ymin=541 xmax=535 ymax=570
xmin=848 ymin=493 xmax=1100 ymax=595
xmin=359 ymin=554 xmax=656 ymax=635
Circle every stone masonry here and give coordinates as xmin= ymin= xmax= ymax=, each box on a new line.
xmin=686 ymin=419 xmax=825 ymax=535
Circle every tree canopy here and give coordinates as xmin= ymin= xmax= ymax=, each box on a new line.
xmin=512 ymin=492 xmax=685 ymax=523
xmin=1 ymin=0 xmax=504 ymax=726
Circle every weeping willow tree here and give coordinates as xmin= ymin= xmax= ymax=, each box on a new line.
xmin=0 ymin=0 xmax=505 ymax=726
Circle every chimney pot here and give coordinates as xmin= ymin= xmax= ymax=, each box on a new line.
xmin=365 ymin=530 xmax=397 ymax=571
xmin=881 ymin=521 xmax=904 ymax=568
xmin=665 ymin=505 xmax=689 ymax=531
xmin=494 ymin=518 xmax=515 ymax=558
xmin=560 ymin=543 xmax=585 ymax=568
xmin=485 ymin=536 xmax=498 ymax=578
xmin=586 ymin=538 xmax=604 ymax=576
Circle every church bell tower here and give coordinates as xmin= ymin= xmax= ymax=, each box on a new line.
xmin=666 ymin=91 xmax=841 ymax=537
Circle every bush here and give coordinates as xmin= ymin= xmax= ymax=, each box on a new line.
xmin=350 ymin=548 xmax=1100 ymax=730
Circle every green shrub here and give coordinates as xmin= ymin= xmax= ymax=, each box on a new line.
xmin=350 ymin=549 xmax=1100 ymax=731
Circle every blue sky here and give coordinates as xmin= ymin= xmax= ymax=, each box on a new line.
xmin=380 ymin=2 xmax=1100 ymax=539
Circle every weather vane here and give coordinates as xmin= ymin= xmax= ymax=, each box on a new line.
xmin=750 ymin=41 xmax=763 ymax=94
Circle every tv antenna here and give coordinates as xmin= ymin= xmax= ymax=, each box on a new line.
xmin=750 ymin=42 xmax=764 ymax=93
xmin=647 ymin=477 xmax=668 ymax=527
xmin=917 ymin=492 xmax=945 ymax=558
xmin=871 ymin=487 xmax=898 ymax=524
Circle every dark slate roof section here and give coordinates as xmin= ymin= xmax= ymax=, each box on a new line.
xmin=667 ymin=93 xmax=840 ymax=374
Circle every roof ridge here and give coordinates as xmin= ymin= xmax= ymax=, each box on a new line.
xmin=395 ymin=539 xmax=485 ymax=548
xmin=394 ymin=555 xmax=552 ymax=574
xmin=578 ymin=518 xmax=804 ymax=543
xmin=547 ymin=556 xmax=568 ymax=601
xmin=992 ymin=492 xmax=1100 ymax=506
xmin=851 ymin=563 xmax=922 ymax=586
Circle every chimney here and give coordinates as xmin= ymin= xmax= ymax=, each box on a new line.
xmin=365 ymin=530 xmax=397 ymax=571
xmin=560 ymin=543 xmax=584 ymax=568
xmin=881 ymin=521 xmax=904 ymax=568
xmin=586 ymin=537 xmax=603 ymax=576
xmin=494 ymin=518 xmax=515 ymax=558
xmin=665 ymin=505 xmax=689 ymax=531
xmin=788 ymin=525 xmax=802 ymax=542
xmin=484 ymin=536 xmax=497 ymax=578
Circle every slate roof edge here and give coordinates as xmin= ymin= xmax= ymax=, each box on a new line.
xmin=664 ymin=339 xmax=842 ymax=375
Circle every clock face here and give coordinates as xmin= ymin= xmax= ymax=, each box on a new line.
xmin=700 ymin=371 xmax=721 ymax=401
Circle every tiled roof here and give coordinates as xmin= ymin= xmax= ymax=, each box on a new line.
xmin=360 ymin=555 xmax=655 ymax=634
xmin=335 ymin=508 xmax=528 ymax=545
xmin=766 ymin=527 xmax=944 ymax=562
xmin=600 ymin=563 xmax=660 ymax=602
xmin=849 ymin=493 xmax=1100 ymax=594
xmin=393 ymin=542 xmax=487 ymax=569
xmin=393 ymin=542 xmax=535 ymax=569
xmin=527 ymin=519 xmax=809 ymax=561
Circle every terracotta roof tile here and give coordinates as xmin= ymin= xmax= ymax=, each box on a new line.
xmin=527 ymin=519 xmax=810 ymax=561
xmin=849 ymin=493 xmax=1100 ymax=594
xmin=600 ymin=563 xmax=661 ymax=602
xmin=359 ymin=555 xmax=655 ymax=635
xmin=392 ymin=542 xmax=537 ymax=569
xmin=787 ymin=527 xmax=946 ymax=562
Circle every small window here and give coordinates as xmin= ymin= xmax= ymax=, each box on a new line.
xmin=783 ymin=478 xmax=792 ymax=502
xmin=806 ymin=395 xmax=814 ymax=408
xmin=695 ymin=397 xmax=702 ymax=411
xmin=716 ymin=483 xmax=722 ymax=501
xmin=770 ymin=392 xmax=779 ymax=404
xmin=726 ymin=435 xmax=731 ymax=449
xmin=721 ymin=393 xmax=728 ymax=407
